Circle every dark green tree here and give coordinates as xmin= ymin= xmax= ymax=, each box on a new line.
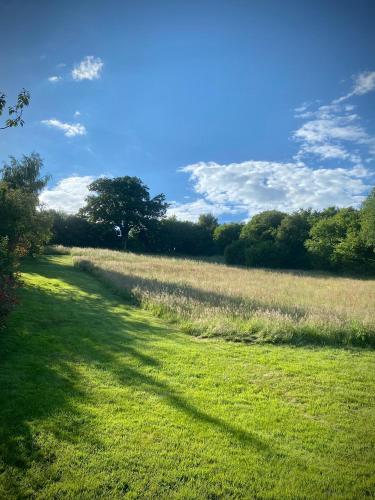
xmin=361 ymin=187 xmax=375 ymax=250
xmin=80 ymin=176 xmax=168 ymax=250
xmin=213 ymin=223 xmax=242 ymax=254
xmin=240 ymin=210 xmax=287 ymax=242
xmin=305 ymin=208 xmax=373 ymax=272
xmin=198 ymin=213 xmax=218 ymax=234
xmin=276 ymin=211 xmax=312 ymax=268
xmin=0 ymin=154 xmax=51 ymax=257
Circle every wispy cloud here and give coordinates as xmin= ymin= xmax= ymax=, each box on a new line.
xmin=41 ymin=119 xmax=86 ymax=137
xmin=334 ymin=71 xmax=375 ymax=103
xmin=40 ymin=176 xmax=94 ymax=213
xmin=72 ymin=56 xmax=103 ymax=81
xmin=173 ymin=71 xmax=375 ymax=221
xmin=293 ymin=72 xmax=375 ymax=164
xmin=48 ymin=75 xmax=62 ymax=83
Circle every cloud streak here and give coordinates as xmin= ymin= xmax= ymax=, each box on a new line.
xmin=334 ymin=71 xmax=375 ymax=103
xmin=48 ymin=75 xmax=62 ymax=83
xmin=41 ymin=119 xmax=86 ymax=137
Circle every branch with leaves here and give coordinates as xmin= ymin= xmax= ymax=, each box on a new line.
xmin=0 ymin=89 xmax=30 ymax=130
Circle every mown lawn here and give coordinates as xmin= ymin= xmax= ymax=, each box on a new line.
xmin=0 ymin=255 xmax=374 ymax=498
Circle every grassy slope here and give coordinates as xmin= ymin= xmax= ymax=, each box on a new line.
xmin=0 ymin=255 xmax=374 ymax=499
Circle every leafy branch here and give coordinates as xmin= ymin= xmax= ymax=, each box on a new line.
xmin=0 ymin=89 xmax=30 ymax=130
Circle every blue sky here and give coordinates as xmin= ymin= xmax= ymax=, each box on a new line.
xmin=1 ymin=0 xmax=374 ymax=221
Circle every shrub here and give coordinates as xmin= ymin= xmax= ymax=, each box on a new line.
xmin=213 ymin=223 xmax=242 ymax=254
xmin=224 ymin=239 xmax=247 ymax=265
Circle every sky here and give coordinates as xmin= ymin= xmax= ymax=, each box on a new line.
xmin=1 ymin=0 xmax=375 ymax=221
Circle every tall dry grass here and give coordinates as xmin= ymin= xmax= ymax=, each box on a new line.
xmin=67 ymin=247 xmax=375 ymax=346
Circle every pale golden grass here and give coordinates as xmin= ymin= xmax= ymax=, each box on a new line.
xmin=66 ymin=247 xmax=375 ymax=346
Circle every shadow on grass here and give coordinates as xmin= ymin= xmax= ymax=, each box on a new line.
xmin=73 ymin=259 xmax=375 ymax=349
xmin=0 ymin=256 xmax=271 ymax=495
xmin=75 ymin=259 xmax=310 ymax=321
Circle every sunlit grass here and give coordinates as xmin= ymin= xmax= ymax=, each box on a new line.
xmin=1 ymin=255 xmax=374 ymax=498
xmin=69 ymin=247 xmax=375 ymax=346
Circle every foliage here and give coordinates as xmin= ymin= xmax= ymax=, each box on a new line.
xmin=305 ymin=208 xmax=374 ymax=272
xmin=213 ymin=222 xmax=242 ymax=254
xmin=0 ymin=153 xmax=51 ymax=326
xmin=224 ymin=239 xmax=247 ymax=265
xmin=275 ymin=211 xmax=312 ymax=268
xmin=0 ymin=154 xmax=51 ymax=257
xmin=197 ymin=213 xmax=219 ymax=234
xmin=240 ymin=210 xmax=287 ymax=241
xmin=49 ymin=211 xmax=121 ymax=249
xmin=150 ymin=217 xmax=215 ymax=256
xmin=80 ymin=176 xmax=168 ymax=249
xmin=0 ymin=89 xmax=30 ymax=130
xmin=361 ymin=187 xmax=375 ymax=250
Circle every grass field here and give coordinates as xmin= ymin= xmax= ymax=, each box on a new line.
xmin=69 ymin=247 xmax=375 ymax=347
xmin=1 ymin=254 xmax=375 ymax=498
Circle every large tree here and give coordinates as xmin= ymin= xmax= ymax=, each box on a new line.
xmin=80 ymin=176 xmax=168 ymax=250
xmin=0 ymin=153 xmax=51 ymax=325
xmin=0 ymin=154 xmax=51 ymax=257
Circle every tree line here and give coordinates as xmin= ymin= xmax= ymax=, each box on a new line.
xmin=48 ymin=176 xmax=375 ymax=274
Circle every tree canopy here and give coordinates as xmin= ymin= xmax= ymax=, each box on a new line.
xmin=80 ymin=176 xmax=168 ymax=249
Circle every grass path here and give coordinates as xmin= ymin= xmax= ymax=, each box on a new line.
xmin=0 ymin=255 xmax=374 ymax=498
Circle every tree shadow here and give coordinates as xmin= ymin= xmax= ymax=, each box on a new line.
xmin=75 ymin=259 xmax=310 ymax=321
xmin=0 ymin=256 xmax=273 ymax=495
xmin=72 ymin=259 xmax=375 ymax=349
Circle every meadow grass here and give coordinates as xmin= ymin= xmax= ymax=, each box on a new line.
xmin=68 ymin=247 xmax=375 ymax=347
xmin=1 ymin=255 xmax=375 ymax=498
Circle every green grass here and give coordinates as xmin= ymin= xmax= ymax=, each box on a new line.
xmin=1 ymin=255 xmax=375 ymax=498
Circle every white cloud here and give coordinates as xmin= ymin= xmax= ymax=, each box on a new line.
xmin=352 ymin=71 xmax=375 ymax=95
xmin=178 ymin=161 xmax=372 ymax=219
xmin=41 ymin=119 xmax=86 ymax=137
xmin=40 ymin=176 xmax=94 ymax=214
xmin=334 ymin=71 xmax=375 ymax=103
xmin=48 ymin=75 xmax=62 ymax=83
xmin=74 ymin=110 xmax=81 ymax=118
xmin=293 ymin=100 xmax=374 ymax=163
xmin=72 ymin=56 xmax=103 ymax=81
xmin=168 ymin=198 xmax=239 ymax=222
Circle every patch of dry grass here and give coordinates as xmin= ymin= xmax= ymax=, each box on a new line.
xmin=68 ymin=247 xmax=375 ymax=346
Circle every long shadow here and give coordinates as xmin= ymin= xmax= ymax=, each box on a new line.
xmin=75 ymin=259 xmax=310 ymax=321
xmin=0 ymin=256 xmax=273 ymax=495
xmin=73 ymin=259 xmax=375 ymax=349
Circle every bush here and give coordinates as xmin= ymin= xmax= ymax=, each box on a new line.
xmin=224 ymin=240 xmax=247 ymax=265
xmin=244 ymin=240 xmax=286 ymax=268
xmin=213 ymin=223 xmax=242 ymax=254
